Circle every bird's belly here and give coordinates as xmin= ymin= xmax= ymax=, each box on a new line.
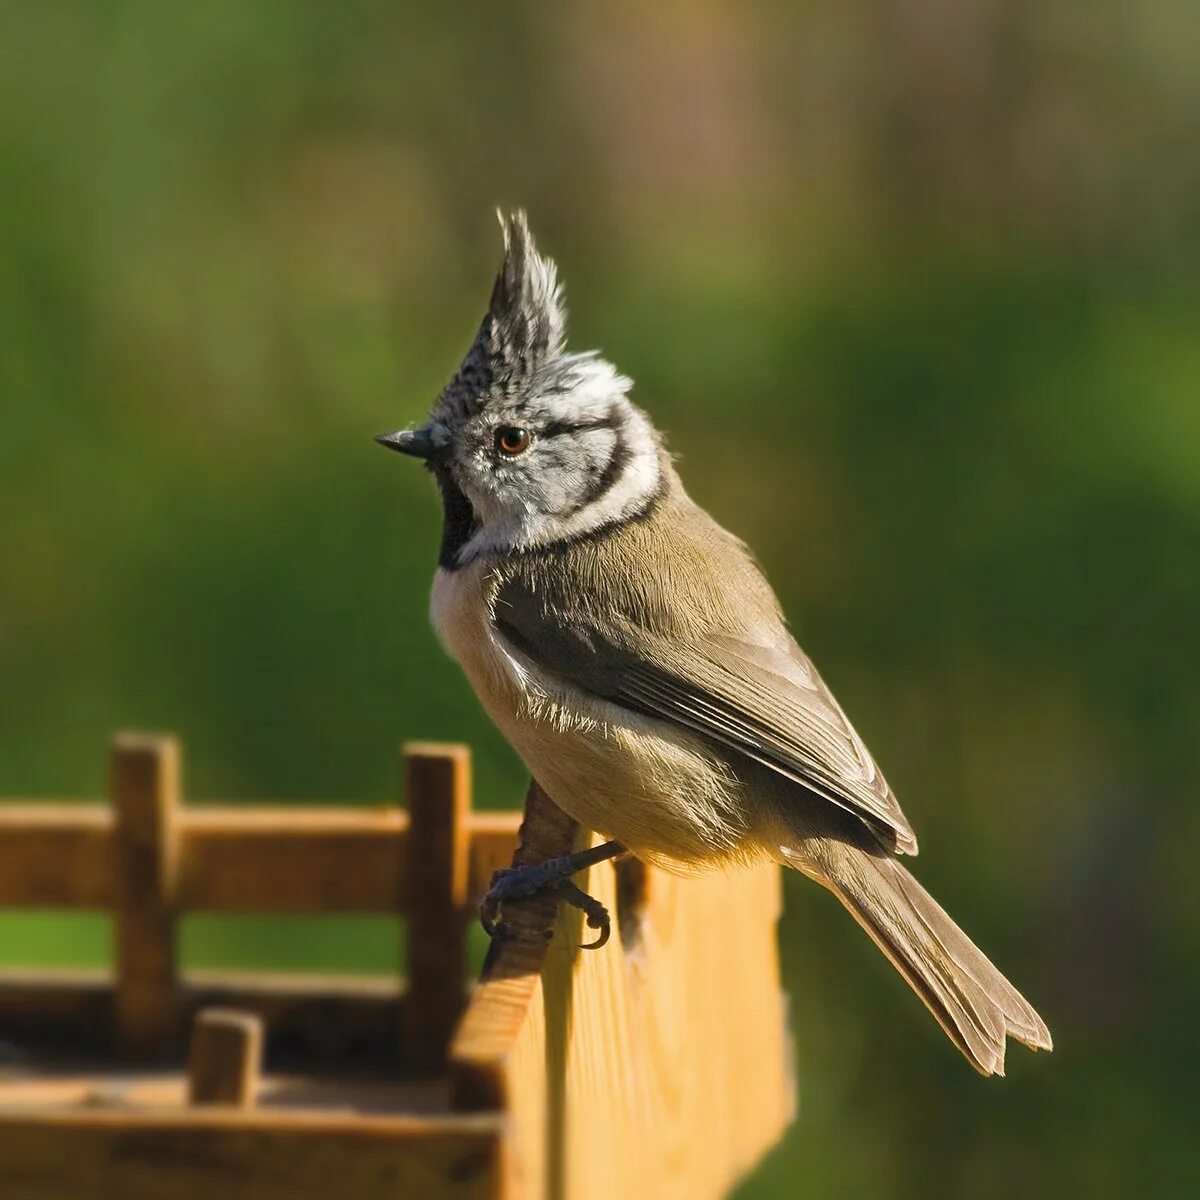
xmin=431 ymin=566 xmax=753 ymax=868
xmin=496 ymin=707 xmax=753 ymax=868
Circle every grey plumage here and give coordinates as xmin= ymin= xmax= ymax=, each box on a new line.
xmin=378 ymin=211 xmax=1052 ymax=1075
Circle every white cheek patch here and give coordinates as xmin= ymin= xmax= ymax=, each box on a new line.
xmin=452 ymin=348 xmax=662 ymax=564
xmin=457 ymin=403 xmax=660 ymax=563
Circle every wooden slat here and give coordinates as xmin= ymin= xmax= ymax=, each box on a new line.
xmin=0 ymin=1068 xmax=452 ymax=1115
xmin=403 ymin=743 xmax=471 ymax=1071
xmin=112 ymin=734 xmax=181 ymax=1053
xmin=187 ymin=1008 xmax=263 ymax=1108
xmin=450 ymin=782 xmax=582 ymax=1200
xmin=0 ymin=967 xmax=408 ymax=1063
xmin=0 ymin=805 xmax=114 ymax=906
xmin=451 ymin=783 xmax=794 ymax=1200
xmin=0 ymin=1110 xmax=502 ymax=1200
xmin=451 ymin=781 xmax=578 ymax=1114
xmin=0 ymin=806 xmax=519 ymax=913
xmin=178 ymin=808 xmax=410 ymax=912
xmin=466 ymin=812 xmax=524 ymax=905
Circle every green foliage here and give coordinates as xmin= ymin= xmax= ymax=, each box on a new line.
xmin=0 ymin=5 xmax=1195 ymax=1197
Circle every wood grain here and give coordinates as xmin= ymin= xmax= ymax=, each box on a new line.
xmin=178 ymin=808 xmax=410 ymax=912
xmin=450 ymin=781 xmax=578 ymax=1115
xmin=0 ymin=747 xmax=793 ymax=1199
xmin=0 ymin=805 xmax=518 ymax=911
xmin=0 ymin=1111 xmax=501 ymax=1200
xmin=451 ymin=784 xmax=794 ymax=1200
xmin=112 ymin=734 xmax=181 ymax=1054
xmin=404 ymin=743 xmax=472 ymax=1071
xmin=0 ymin=805 xmax=113 ymax=906
xmin=450 ymin=781 xmax=578 ymax=1200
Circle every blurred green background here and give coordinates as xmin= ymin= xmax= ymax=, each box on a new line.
xmin=1 ymin=3 xmax=1196 ymax=1196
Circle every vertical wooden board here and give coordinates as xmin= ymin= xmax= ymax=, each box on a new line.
xmin=404 ymin=742 xmax=471 ymax=1070
xmin=451 ymin=782 xmax=579 ymax=1200
xmin=488 ymin=838 xmax=792 ymax=1200
xmin=466 ymin=812 xmax=524 ymax=901
xmin=450 ymin=782 xmax=578 ymax=1110
xmin=111 ymin=732 xmax=181 ymax=1053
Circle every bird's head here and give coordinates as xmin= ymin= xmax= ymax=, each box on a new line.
xmin=376 ymin=212 xmax=662 ymax=566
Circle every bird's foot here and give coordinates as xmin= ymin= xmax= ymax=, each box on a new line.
xmin=479 ymin=840 xmax=626 ymax=950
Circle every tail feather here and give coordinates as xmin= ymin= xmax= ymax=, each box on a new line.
xmin=783 ymin=842 xmax=1052 ymax=1076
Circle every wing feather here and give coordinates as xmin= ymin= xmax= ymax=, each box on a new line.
xmin=493 ymin=540 xmax=918 ymax=855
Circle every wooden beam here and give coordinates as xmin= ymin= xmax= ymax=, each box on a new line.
xmin=451 ymin=780 xmax=579 ymax=1114
xmin=452 ymin=783 xmax=795 ymax=1200
xmin=178 ymin=808 xmax=410 ymax=912
xmin=0 ymin=805 xmax=519 ymax=913
xmin=111 ymin=733 xmax=181 ymax=1054
xmin=467 ymin=812 xmax=526 ymax=907
xmin=187 ymin=1008 xmax=263 ymax=1108
xmin=0 ymin=1110 xmax=502 ymax=1200
xmin=0 ymin=967 xmax=409 ymax=1065
xmin=0 ymin=805 xmax=114 ymax=906
xmin=403 ymin=743 xmax=471 ymax=1071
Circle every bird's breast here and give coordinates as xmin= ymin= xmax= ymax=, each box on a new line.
xmin=429 ymin=562 xmax=755 ymax=869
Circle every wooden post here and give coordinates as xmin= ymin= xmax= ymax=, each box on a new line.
xmin=451 ymin=783 xmax=795 ymax=1200
xmin=187 ymin=1008 xmax=263 ymax=1108
xmin=402 ymin=742 xmax=470 ymax=1071
xmin=451 ymin=779 xmax=579 ymax=1114
xmin=111 ymin=733 xmax=180 ymax=1054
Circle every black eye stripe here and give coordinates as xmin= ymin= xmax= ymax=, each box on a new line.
xmin=539 ymin=417 xmax=619 ymax=438
xmin=585 ymin=433 xmax=630 ymax=504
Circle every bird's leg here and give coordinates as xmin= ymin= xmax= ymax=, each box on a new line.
xmin=480 ymin=840 xmax=627 ymax=949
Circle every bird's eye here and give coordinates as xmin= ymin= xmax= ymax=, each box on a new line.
xmin=495 ymin=426 xmax=531 ymax=456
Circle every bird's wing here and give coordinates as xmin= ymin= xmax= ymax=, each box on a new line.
xmin=492 ymin=562 xmax=918 ymax=855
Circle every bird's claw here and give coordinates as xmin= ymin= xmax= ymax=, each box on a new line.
xmin=556 ymin=880 xmax=611 ymax=949
xmin=479 ymin=867 xmax=612 ymax=950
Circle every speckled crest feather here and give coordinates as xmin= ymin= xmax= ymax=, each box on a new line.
xmin=435 ymin=211 xmax=584 ymax=422
xmin=421 ymin=212 xmax=647 ymax=563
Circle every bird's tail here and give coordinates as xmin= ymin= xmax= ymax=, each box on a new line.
xmin=782 ymin=840 xmax=1052 ymax=1075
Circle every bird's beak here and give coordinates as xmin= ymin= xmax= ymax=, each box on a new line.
xmin=374 ymin=425 xmax=439 ymax=461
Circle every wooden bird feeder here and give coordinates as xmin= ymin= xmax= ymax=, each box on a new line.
xmin=0 ymin=733 xmax=793 ymax=1199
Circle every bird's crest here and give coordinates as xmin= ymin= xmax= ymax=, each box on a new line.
xmin=438 ymin=211 xmax=569 ymax=417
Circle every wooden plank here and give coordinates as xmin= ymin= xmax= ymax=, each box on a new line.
xmin=0 ymin=1068 xmax=452 ymax=1116
xmin=0 ymin=1110 xmax=503 ymax=1200
xmin=467 ymin=812 xmax=524 ymax=906
xmin=187 ymin=1008 xmax=263 ymax=1108
xmin=0 ymin=1070 xmax=453 ymax=1113
xmin=450 ymin=781 xmax=579 ymax=1109
xmin=451 ymin=781 xmax=578 ymax=1200
xmin=0 ymin=805 xmax=114 ymax=906
xmin=0 ymin=967 xmax=408 ymax=1065
xmin=111 ymin=734 xmax=181 ymax=1053
xmin=0 ymin=805 xmax=519 ymax=913
xmin=403 ymin=743 xmax=471 ymax=1071
xmin=451 ymin=783 xmax=794 ymax=1200
xmin=177 ymin=808 xmax=409 ymax=912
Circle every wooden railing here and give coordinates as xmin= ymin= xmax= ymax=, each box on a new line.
xmin=0 ymin=734 xmax=793 ymax=1199
xmin=0 ymin=732 xmax=520 ymax=1067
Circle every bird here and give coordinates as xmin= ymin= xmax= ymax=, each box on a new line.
xmin=376 ymin=211 xmax=1053 ymax=1076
